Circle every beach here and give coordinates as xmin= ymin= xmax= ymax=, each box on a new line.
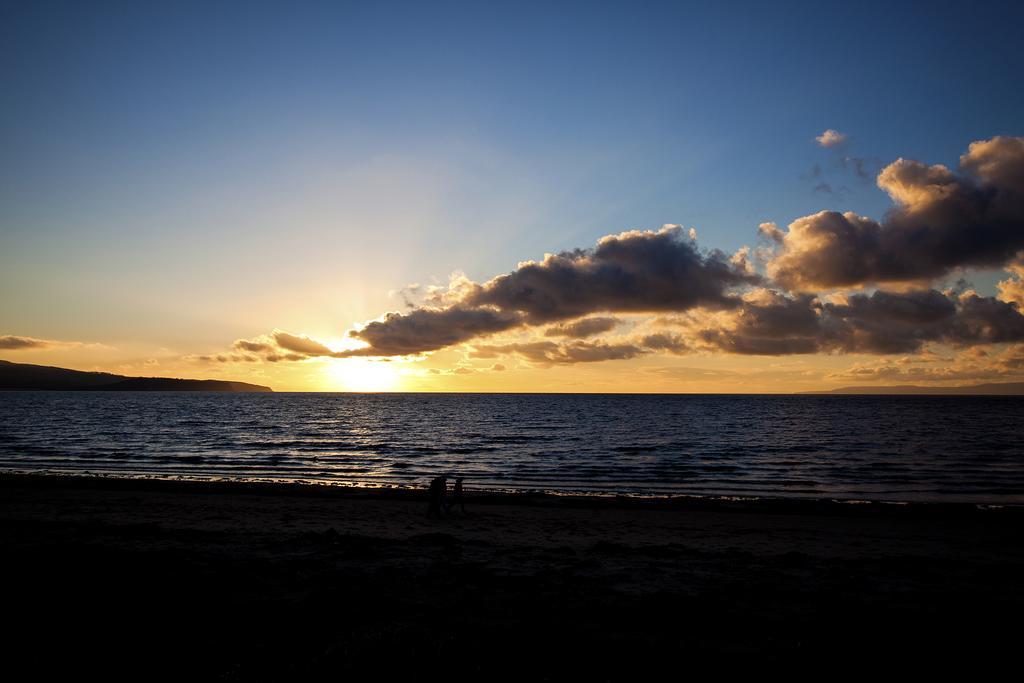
xmin=3 ymin=473 xmax=1022 ymax=679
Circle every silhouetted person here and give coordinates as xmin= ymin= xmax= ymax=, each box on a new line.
xmin=446 ymin=476 xmax=466 ymax=514
xmin=426 ymin=475 xmax=448 ymax=518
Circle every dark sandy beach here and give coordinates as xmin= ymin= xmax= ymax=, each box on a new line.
xmin=3 ymin=474 xmax=1022 ymax=679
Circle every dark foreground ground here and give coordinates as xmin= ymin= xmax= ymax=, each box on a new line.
xmin=2 ymin=474 xmax=1022 ymax=679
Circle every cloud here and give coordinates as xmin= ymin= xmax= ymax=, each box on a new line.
xmin=997 ymin=252 xmax=1024 ymax=305
xmin=639 ymin=363 xmax=825 ymax=387
xmin=803 ymin=133 xmax=875 ymax=195
xmin=0 ymin=334 xmax=101 ymax=351
xmin=462 ymin=225 xmax=755 ymax=322
xmin=841 ymin=155 xmax=875 ymax=181
xmin=758 ymin=222 xmax=785 ymax=245
xmin=640 ymin=365 xmax=743 ymax=381
xmin=961 ymin=136 xmax=1024 ymax=188
xmin=203 ymin=329 xmax=349 ymax=363
xmin=828 ymin=344 xmax=1024 ymax=384
xmin=346 ymin=226 xmax=757 ymax=356
xmin=190 ymin=353 xmax=262 ymax=363
xmin=270 ymin=331 xmax=338 ymax=356
xmin=544 ymin=316 xmax=620 ymax=338
xmin=470 ymin=340 xmax=647 ymax=365
xmin=423 ymin=287 xmax=1024 ymax=365
xmin=0 ymin=335 xmax=54 ymax=350
xmin=696 ymin=290 xmax=823 ymax=355
xmin=816 ymin=129 xmax=848 ymax=147
xmin=636 ymin=332 xmax=690 ymax=354
xmin=691 ymin=288 xmax=1024 ymax=355
xmin=264 ymin=353 xmax=308 ymax=363
xmin=767 ymin=136 xmax=1024 ymax=289
xmin=349 ymin=307 xmax=523 ymax=355
xmin=427 ymin=361 xmax=511 ymax=375
xmin=389 ymin=283 xmax=422 ymax=309
xmin=233 ymin=339 xmax=273 ymax=353
xmin=468 ymin=331 xmax=690 ymax=366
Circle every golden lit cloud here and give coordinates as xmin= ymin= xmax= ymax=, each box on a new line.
xmin=767 ymin=136 xmax=1024 ymax=290
xmin=997 ymin=253 xmax=1024 ymax=306
xmin=815 ymin=129 xmax=848 ymax=147
xmin=827 ymin=344 xmax=1024 ymax=385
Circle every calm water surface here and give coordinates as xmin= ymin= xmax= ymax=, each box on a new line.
xmin=2 ymin=392 xmax=1023 ymax=503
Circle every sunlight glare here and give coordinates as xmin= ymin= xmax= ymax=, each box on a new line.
xmin=326 ymin=358 xmax=401 ymax=392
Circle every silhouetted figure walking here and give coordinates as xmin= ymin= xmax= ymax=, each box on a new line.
xmin=427 ymin=475 xmax=448 ymax=518
xmin=446 ymin=477 xmax=466 ymax=514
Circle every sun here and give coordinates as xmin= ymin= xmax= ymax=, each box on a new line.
xmin=325 ymin=358 xmax=401 ymax=392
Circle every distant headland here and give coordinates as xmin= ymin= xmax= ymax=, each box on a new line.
xmin=0 ymin=359 xmax=272 ymax=392
xmin=802 ymin=382 xmax=1024 ymax=396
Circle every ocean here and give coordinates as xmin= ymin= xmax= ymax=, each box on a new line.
xmin=1 ymin=391 xmax=1022 ymax=503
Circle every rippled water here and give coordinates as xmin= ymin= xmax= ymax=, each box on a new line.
xmin=1 ymin=391 xmax=1023 ymax=503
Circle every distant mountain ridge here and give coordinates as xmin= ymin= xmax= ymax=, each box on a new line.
xmin=0 ymin=359 xmax=272 ymax=392
xmin=802 ymin=382 xmax=1024 ymax=395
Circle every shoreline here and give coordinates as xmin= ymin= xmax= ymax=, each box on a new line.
xmin=3 ymin=470 xmax=1021 ymax=516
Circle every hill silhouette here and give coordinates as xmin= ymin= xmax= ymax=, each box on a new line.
xmin=0 ymin=359 xmax=272 ymax=392
xmin=802 ymin=382 xmax=1024 ymax=395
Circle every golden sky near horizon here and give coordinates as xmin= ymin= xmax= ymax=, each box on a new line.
xmin=2 ymin=336 xmax=997 ymax=393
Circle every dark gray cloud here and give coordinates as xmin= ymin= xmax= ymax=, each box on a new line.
xmin=636 ymin=332 xmax=690 ymax=354
xmin=221 ymin=288 xmax=1024 ymax=367
xmin=821 ymin=289 xmax=960 ymax=354
xmin=233 ymin=339 xmax=273 ymax=353
xmin=469 ymin=332 xmax=690 ymax=365
xmin=192 ymin=353 xmax=261 ymax=363
xmin=227 ymin=330 xmax=345 ymax=362
xmin=697 ymin=292 xmax=823 ymax=355
xmin=544 ymin=316 xmax=620 ymax=338
xmin=769 ymin=136 xmax=1024 ymax=289
xmin=0 ymin=335 xmax=52 ymax=350
xmin=271 ymin=331 xmax=338 ymax=356
xmin=229 ymin=320 xmax=529 ymax=362
xmin=347 ymin=226 xmax=757 ymax=356
xmin=264 ymin=352 xmax=308 ymax=362
xmin=696 ymin=288 xmax=1024 ymax=355
xmin=842 ymin=155 xmax=877 ymax=182
xmin=470 ymin=340 xmax=647 ymax=365
xmin=948 ymin=293 xmax=1024 ymax=345
xmin=348 ymin=307 xmax=523 ymax=356
xmin=462 ymin=226 xmax=757 ymax=323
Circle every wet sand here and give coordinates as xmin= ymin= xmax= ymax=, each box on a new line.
xmin=3 ymin=474 xmax=1022 ymax=679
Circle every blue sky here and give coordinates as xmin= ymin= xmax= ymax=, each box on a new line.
xmin=2 ymin=0 xmax=1023 ymax=388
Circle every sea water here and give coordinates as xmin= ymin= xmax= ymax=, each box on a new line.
xmin=2 ymin=391 xmax=1022 ymax=503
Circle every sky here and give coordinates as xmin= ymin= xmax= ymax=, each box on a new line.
xmin=2 ymin=0 xmax=1024 ymax=391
